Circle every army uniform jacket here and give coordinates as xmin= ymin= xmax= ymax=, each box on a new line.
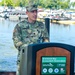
xmin=13 ymin=19 xmax=49 ymax=50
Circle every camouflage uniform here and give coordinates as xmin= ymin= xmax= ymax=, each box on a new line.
xmin=13 ymin=19 xmax=49 ymax=48
xmin=13 ymin=19 xmax=49 ymax=74
xmin=13 ymin=4 xmax=49 ymax=75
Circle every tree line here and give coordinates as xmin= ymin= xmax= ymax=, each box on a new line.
xmin=0 ymin=0 xmax=75 ymax=9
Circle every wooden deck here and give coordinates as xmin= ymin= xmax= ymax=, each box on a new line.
xmin=0 ymin=71 xmax=74 ymax=75
xmin=0 ymin=72 xmax=16 ymax=75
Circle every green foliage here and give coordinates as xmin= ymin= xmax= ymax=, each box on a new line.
xmin=0 ymin=0 xmax=74 ymax=9
xmin=71 ymin=2 xmax=75 ymax=8
xmin=39 ymin=0 xmax=70 ymax=9
xmin=0 ymin=0 xmax=13 ymax=6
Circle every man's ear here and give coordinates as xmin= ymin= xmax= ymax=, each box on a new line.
xmin=26 ymin=10 xmax=28 ymax=15
xmin=26 ymin=11 xmax=27 ymax=15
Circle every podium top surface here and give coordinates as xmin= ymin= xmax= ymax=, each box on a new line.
xmin=28 ymin=42 xmax=75 ymax=52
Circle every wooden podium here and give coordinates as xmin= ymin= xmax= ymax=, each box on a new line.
xmin=19 ymin=43 xmax=74 ymax=75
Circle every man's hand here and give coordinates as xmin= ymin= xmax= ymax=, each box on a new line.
xmin=44 ymin=39 xmax=49 ymax=42
xmin=43 ymin=37 xmax=49 ymax=42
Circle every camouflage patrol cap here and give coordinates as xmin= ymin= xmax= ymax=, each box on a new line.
xmin=26 ymin=4 xmax=37 ymax=12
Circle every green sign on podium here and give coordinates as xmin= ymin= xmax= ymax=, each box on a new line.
xmin=41 ymin=56 xmax=66 ymax=75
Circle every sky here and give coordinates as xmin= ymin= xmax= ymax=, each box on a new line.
xmin=70 ymin=0 xmax=75 ymax=2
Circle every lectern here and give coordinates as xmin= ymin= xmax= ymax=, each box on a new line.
xmin=19 ymin=43 xmax=74 ymax=75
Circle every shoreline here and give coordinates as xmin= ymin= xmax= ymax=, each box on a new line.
xmin=37 ymin=18 xmax=75 ymax=25
xmin=52 ymin=20 xmax=75 ymax=25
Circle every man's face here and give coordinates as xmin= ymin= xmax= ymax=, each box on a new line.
xmin=26 ymin=10 xmax=37 ymax=22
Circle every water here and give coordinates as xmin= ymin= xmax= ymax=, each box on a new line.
xmin=0 ymin=18 xmax=18 ymax=72
xmin=50 ymin=23 xmax=75 ymax=46
xmin=0 ymin=18 xmax=75 ymax=72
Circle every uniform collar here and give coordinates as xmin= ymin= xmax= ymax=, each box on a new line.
xmin=25 ymin=18 xmax=36 ymax=24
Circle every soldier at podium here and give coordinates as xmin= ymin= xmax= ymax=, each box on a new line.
xmin=12 ymin=3 xmax=49 ymax=75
